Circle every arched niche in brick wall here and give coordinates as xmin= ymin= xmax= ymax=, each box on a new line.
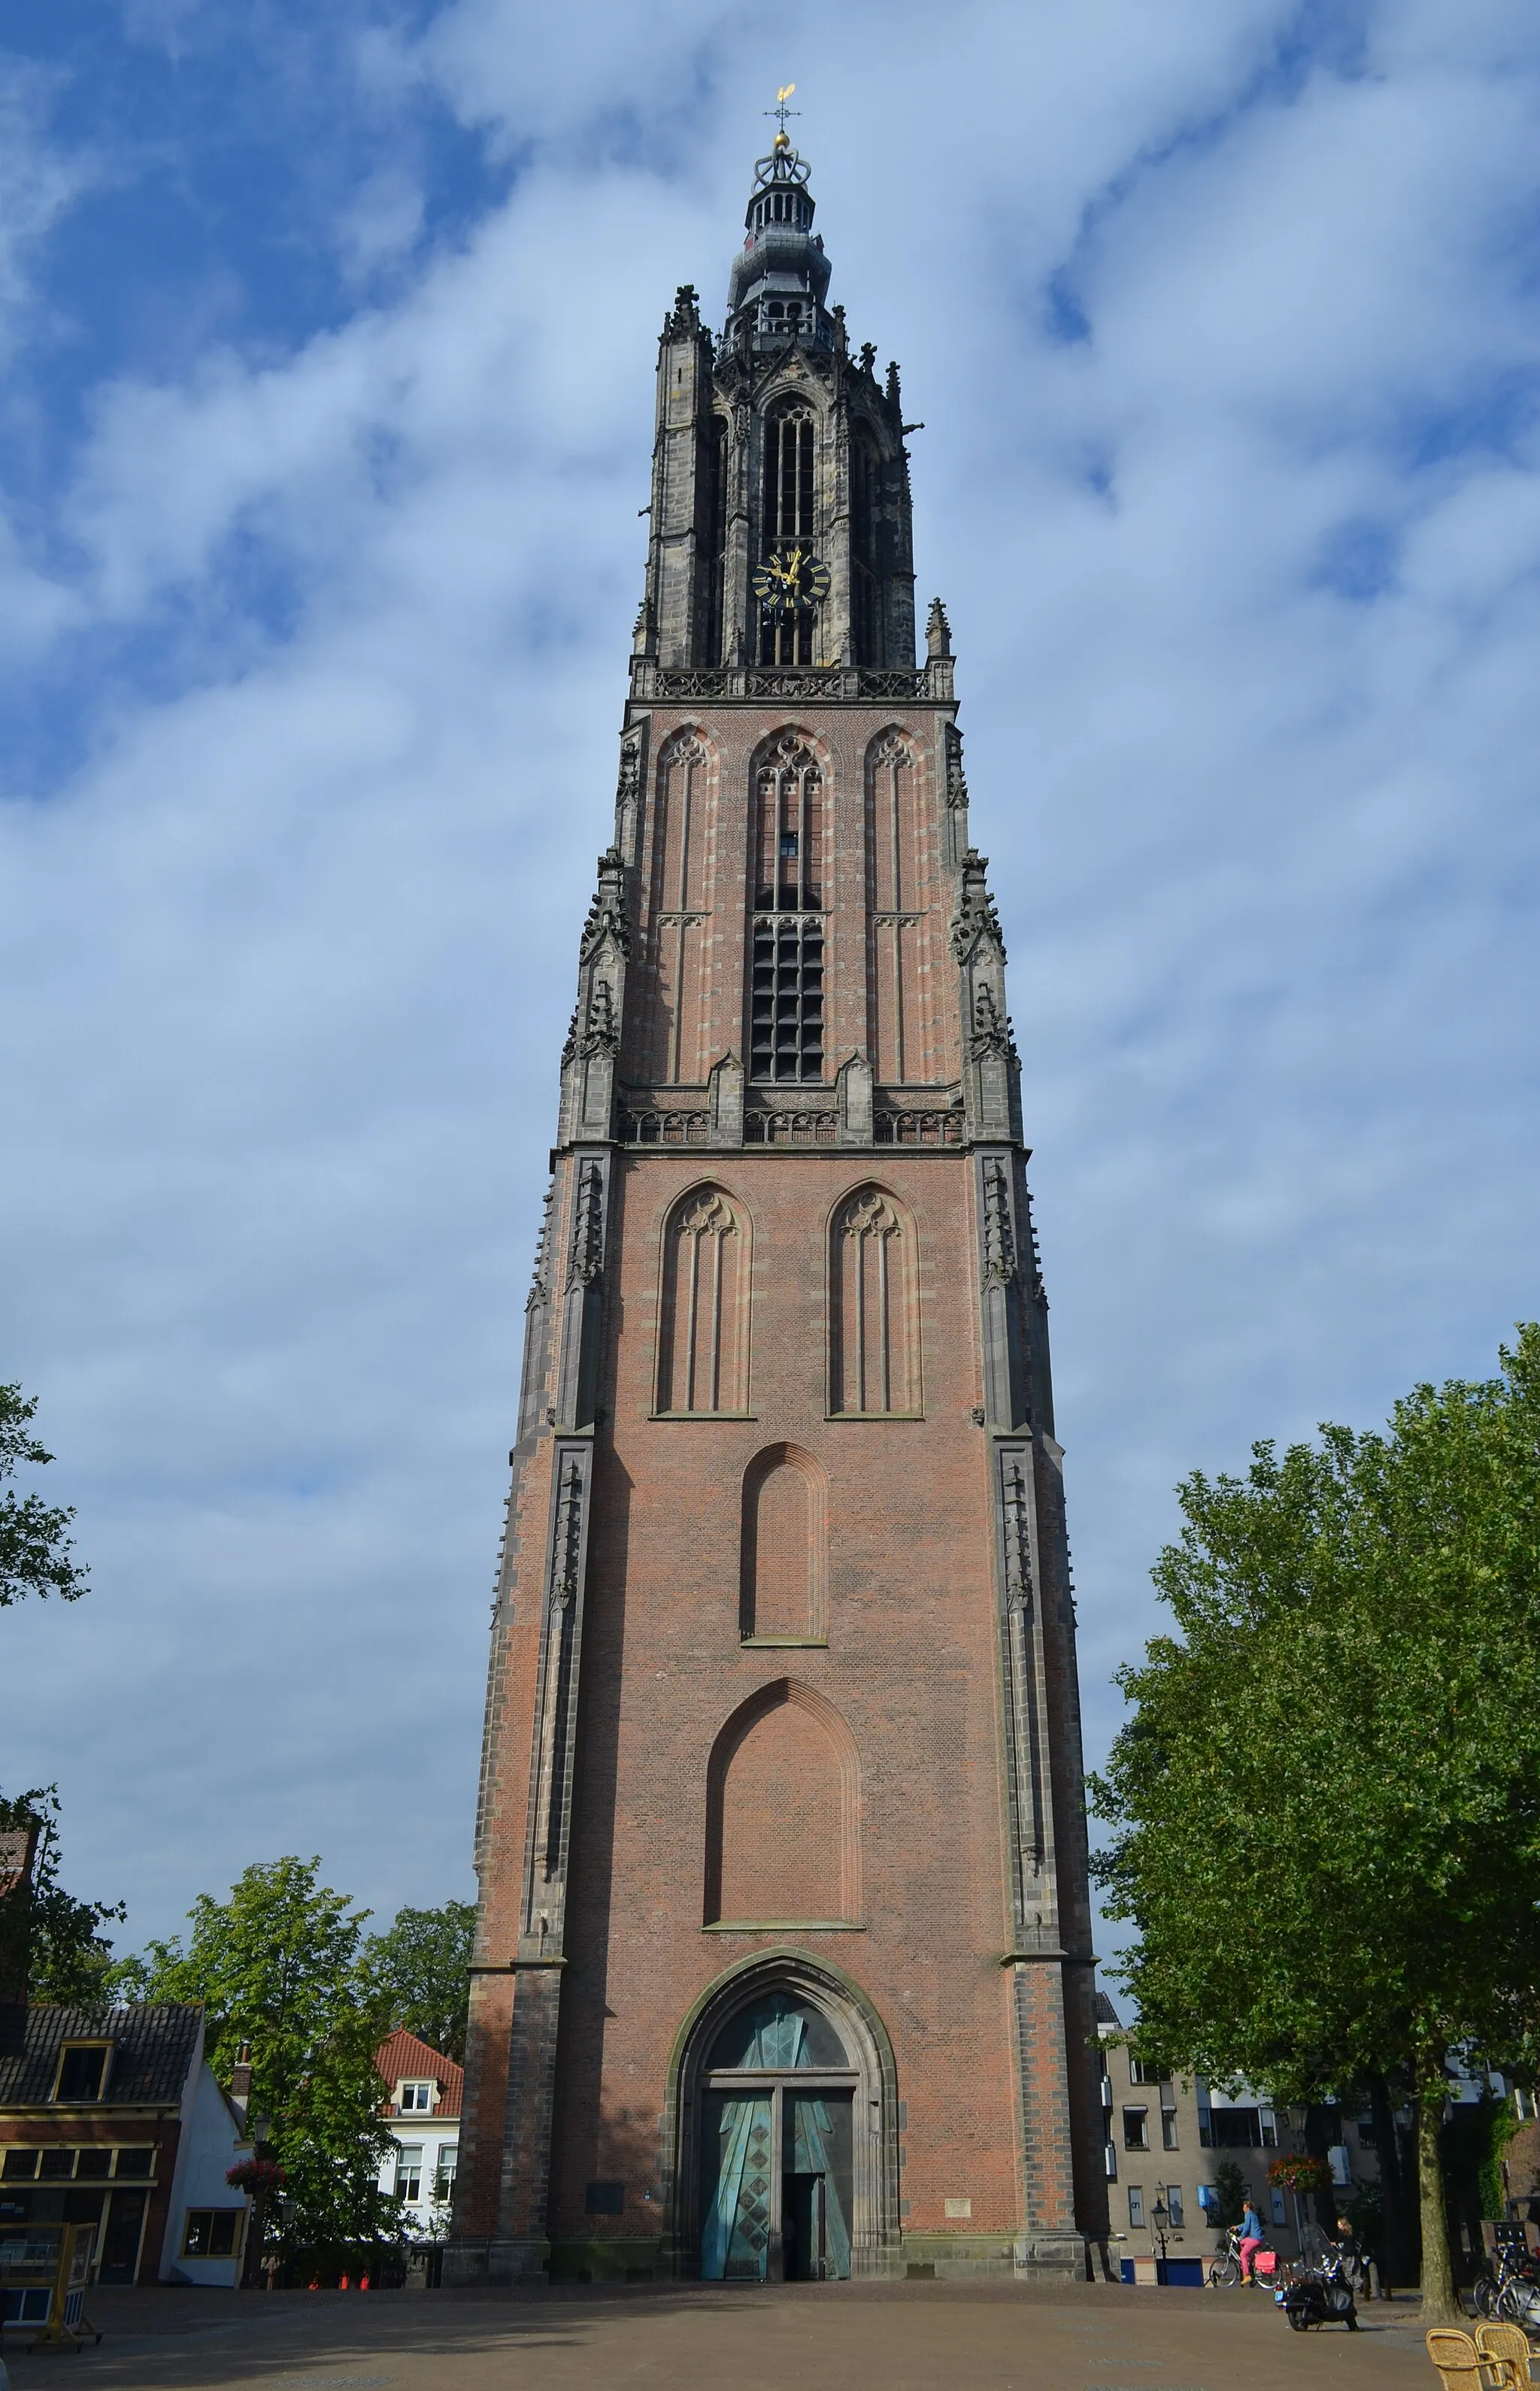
xmin=826 ymin=1183 xmax=920 ymax=1417
xmin=738 ymin=1441 xmax=826 ymax=1642
xmin=703 ymin=1679 xmax=861 ymax=1929
xmin=655 ymin=1183 xmax=751 ymax=1416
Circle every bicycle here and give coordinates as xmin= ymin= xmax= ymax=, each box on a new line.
xmin=1208 ymin=2224 xmax=1276 ymax=2289
xmin=1473 ymin=2231 xmax=1540 ymax=2330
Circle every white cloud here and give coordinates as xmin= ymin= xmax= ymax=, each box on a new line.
xmin=3 ymin=0 xmax=1540 ymax=1954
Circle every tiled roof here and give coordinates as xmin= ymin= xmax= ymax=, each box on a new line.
xmin=1093 ymin=1991 xmax=1122 ymax=2029
xmin=374 ymin=2029 xmax=462 ymax=2120
xmin=0 ymin=2004 xmax=203 ymax=2108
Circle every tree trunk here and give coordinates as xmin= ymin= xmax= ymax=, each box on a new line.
xmin=1417 ymin=2084 xmax=1460 ymax=2323
xmin=1367 ymin=2071 xmax=1400 ymax=2298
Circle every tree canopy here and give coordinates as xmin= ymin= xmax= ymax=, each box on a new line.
xmin=361 ymin=1900 xmax=475 ymax=2063
xmin=0 ymin=1786 xmax=123 ymax=2004
xmin=113 ymin=1856 xmax=399 ymax=2264
xmin=0 ymin=1384 xmax=89 ymax=1608
xmin=1090 ymin=1326 xmax=1540 ymax=2319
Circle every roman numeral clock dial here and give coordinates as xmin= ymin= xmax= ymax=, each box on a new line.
xmin=753 ymin=547 xmax=831 ymax=614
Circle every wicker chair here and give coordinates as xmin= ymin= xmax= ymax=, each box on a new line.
xmin=1428 ymin=2328 xmax=1487 ymax=2391
xmin=1475 ymin=2321 xmax=1533 ymax=2391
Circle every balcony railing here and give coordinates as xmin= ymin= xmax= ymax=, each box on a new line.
xmin=629 ymin=659 xmax=956 ymax=705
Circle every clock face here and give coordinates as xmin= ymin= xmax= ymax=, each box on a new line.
xmin=753 ymin=547 xmax=831 ymax=614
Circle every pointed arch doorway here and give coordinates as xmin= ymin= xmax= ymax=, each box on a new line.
xmin=667 ymin=1953 xmax=899 ymax=2282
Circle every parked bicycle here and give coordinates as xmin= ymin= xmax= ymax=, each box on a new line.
xmin=1472 ymin=2232 xmax=1540 ymax=2329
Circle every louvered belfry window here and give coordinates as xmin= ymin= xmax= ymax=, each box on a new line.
xmin=750 ymin=740 xmax=823 ymax=1082
xmin=759 ymin=405 xmax=816 ymax=666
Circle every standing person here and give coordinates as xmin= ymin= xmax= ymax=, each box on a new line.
xmin=1238 ymin=2195 xmax=1265 ymax=2283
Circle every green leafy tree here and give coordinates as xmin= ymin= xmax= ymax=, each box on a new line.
xmin=1211 ymin=2158 xmax=1247 ymax=2232
xmin=0 ymin=1786 xmax=123 ymax=2002
xmin=1 ymin=1385 xmax=89 ymax=1608
xmin=1091 ymin=1329 xmax=1540 ymax=2325
xmin=112 ymin=1856 xmax=401 ymax=2267
xmin=361 ymin=1900 xmax=475 ymax=2062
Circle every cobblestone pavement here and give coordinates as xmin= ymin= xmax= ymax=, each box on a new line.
xmin=3 ymin=2280 xmax=1442 ymax=2391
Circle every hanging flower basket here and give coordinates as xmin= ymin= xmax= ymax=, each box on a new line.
xmin=227 ymin=2157 xmax=288 ymax=2194
xmin=1268 ymin=2153 xmax=1329 ymax=2194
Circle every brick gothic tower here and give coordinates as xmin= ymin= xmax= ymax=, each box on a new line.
xmin=448 ymin=127 xmax=1109 ymax=2289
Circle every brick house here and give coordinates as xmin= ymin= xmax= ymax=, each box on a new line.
xmin=0 ymin=1820 xmax=251 ymax=2311
xmin=374 ymin=2031 xmax=462 ymax=2241
xmin=0 ymin=2003 xmax=252 ymax=2304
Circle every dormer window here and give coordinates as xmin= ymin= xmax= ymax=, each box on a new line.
xmin=54 ymin=2044 xmax=111 ymax=2102
xmin=398 ymin=2080 xmax=435 ymax=2113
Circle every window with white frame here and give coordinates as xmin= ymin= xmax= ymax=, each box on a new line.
xmin=398 ymin=2080 xmax=435 ymax=2112
xmin=435 ymin=2144 xmax=459 ymax=2202
xmin=1165 ymin=2184 xmax=1184 ymax=2229
xmin=394 ymin=2144 xmax=423 ymax=2202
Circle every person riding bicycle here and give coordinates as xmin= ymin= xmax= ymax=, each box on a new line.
xmin=1238 ymin=2198 xmax=1265 ymax=2284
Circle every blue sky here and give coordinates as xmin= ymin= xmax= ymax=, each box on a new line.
xmin=2 ymin=0 xmax=1538 ymax=1955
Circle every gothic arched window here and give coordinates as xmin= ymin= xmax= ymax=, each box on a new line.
xmin=850 ymin=426 xmax=882 ymax=665
xmin=750 ymin=734 xmax=824 ymax=1083
xmin=829 ymin=1184 xmax=920 ymax=1416
xmin=639 ymin=730 xmax=713 ymax=1083
xmin=656 ymin=1185 xmax=750 ymax=1416
xmin=699 ymin=415 xmax=728 ymax=665
xmin=864 ymin=728 xmax=938 ymax=1083
xmin=760 ymin=402 xmax=817 ymax=666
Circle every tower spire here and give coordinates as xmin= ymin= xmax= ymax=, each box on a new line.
xmin=725 ymin=106 xmax=831 ymax=354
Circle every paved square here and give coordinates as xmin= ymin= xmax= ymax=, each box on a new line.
xmin=4 ymin=2280 xmax=1439 ymax=2391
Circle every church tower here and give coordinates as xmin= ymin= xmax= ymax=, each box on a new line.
xmin=448 ymin=120 xmax=1108 ymax=2286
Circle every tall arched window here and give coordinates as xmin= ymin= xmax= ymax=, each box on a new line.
xmin=829 ymin=1185 xmax=920 ymax=1416
xmin=863 ymin=728 xmax=934 ymax=1083
xmin=760 ymin=402 xmax=817 ymax=666
xmin=698 ymin=415 xmax=728 ymax=665
xmin=750 ymin=734 xmax=824 ymax=1083
xmin=656 ymin=1186 xmax=750 ymax=1415
xmin=639 ymin=730 xmax=713 ymax=1083
xmin=850 ymin=427 xmax=882 ymax=665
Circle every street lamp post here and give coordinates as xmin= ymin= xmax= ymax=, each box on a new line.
xmin=1151 ymin=2195 xmax=1170 ymax=2264
xmin=241 ymin=2116 xmax=274 ymax=2290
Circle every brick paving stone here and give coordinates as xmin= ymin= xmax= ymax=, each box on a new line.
xmin=4 ymin=2280 xmax=1442 ymax=2391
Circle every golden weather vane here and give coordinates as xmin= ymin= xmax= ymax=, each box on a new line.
xmin=766 ymin=82 xmax=799 ymax=149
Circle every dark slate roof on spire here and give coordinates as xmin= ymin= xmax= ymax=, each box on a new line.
xmin=1093 ymin=1991 xmax=1122 ymax=2029
xmin=0 ymin=2003 xmax=203 ymax=2105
